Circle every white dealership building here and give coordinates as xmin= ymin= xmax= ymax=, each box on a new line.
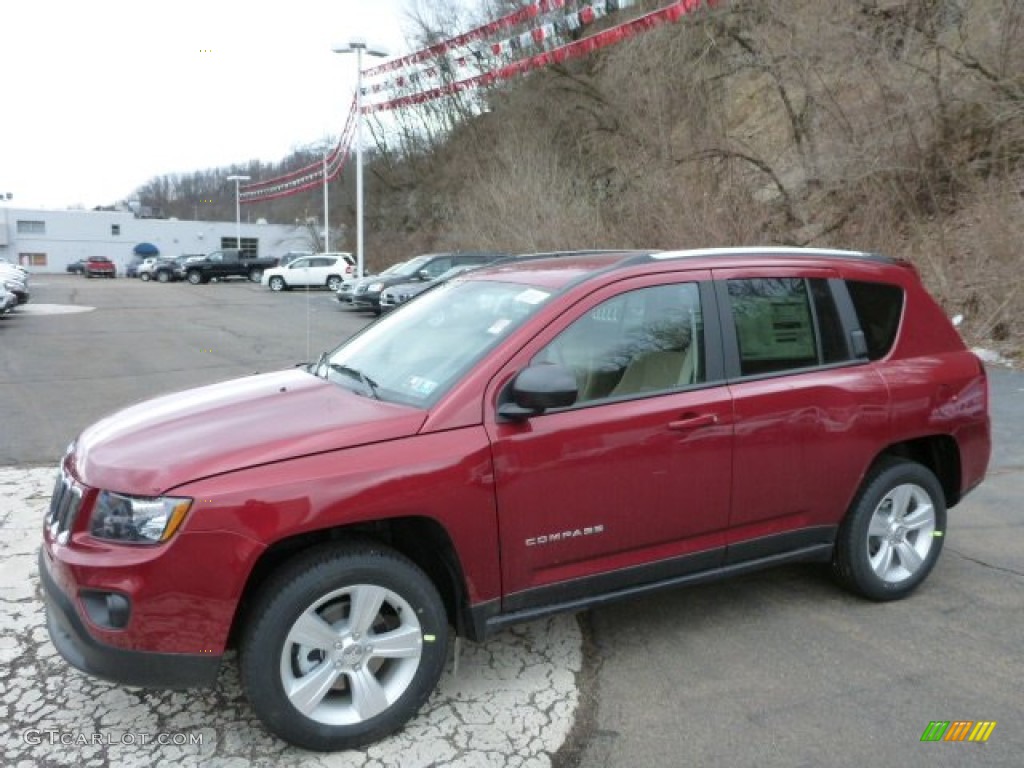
xmin=0 ymin=205 xmax=310 ymax=274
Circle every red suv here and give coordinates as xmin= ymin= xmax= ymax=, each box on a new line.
xmin=40 ymin=247 xmax=990 ymax=751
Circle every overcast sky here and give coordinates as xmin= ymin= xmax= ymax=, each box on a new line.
xmin=0 ymin=0 xmax=429 ymax=210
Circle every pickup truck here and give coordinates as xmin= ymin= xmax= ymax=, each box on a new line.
xmin=182 ymin=249 xmax=279 ymax=285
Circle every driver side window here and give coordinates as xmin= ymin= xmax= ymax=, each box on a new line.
xmin=533 ymin=282 xmax=705 ymax=405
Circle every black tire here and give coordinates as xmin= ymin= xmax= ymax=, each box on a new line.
xmin=268 ymin=276 xmax=287 ymax=292
xmin=140 ymin=272 xmax=151 ymax=282
xmin=249 ymin=268 xmax=263 ymax=283
xmin=326 ymin=275 xmax=342 ymax=292
xmin=156 ymin=270 xmax=170 ymax=283
xmin=833 ymin=458 xmax=946 ymax=601
xmin=186 ymin=270 xmax=203 ymax=285
xmin=240 ymin=542 xmax=449 ymax=751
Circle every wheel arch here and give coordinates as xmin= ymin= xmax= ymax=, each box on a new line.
xmin=872 ymin=435 xmax=962 ymax=508
xmin=227 ymin=516 xmax=475 ymax=649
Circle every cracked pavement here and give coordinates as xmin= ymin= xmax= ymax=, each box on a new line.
xmin=1 ymin=467 xmax=582 ymax=767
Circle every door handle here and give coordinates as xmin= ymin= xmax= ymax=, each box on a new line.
xmin=668 ymin=413 xmax=718 ymax=431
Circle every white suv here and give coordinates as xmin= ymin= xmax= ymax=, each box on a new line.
xmin=261 ymin=253 xmax=355 ymax=292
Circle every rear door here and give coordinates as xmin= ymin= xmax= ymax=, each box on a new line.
xmin=308 ymin=258 xmax=333 ymax=286
xmin=713 ymin=267 xmax=888 ymax=559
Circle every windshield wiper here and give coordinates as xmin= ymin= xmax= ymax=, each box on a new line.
xmin=308 ymin=351 xmax=329 ymax=378
xmin=328 ymin=363 xmax=380 ymax=400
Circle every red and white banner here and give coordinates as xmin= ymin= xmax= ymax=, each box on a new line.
xmin=241 ymin=0 xmax=717 ymax=203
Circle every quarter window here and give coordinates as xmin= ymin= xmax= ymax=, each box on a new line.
xmin=846 ymin=280 xmax=904 ymax=360
xmin=534 ymin=282 xmax=706 ymax=404
xmin=727 ymin=278 xmax=849 ymax=376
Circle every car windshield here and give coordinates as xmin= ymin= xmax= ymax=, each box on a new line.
xmin=317 ymin=279 xmax=552 ymax=407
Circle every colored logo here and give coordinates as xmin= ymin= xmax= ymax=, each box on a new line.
xmin=920 ymin=721 xmax=997 ymax=743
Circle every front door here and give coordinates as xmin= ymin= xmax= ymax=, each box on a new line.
xmin=486 ymin=274 xmax=734 ymax=611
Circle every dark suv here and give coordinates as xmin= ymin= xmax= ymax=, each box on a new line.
xmin=40 ymin=247 xmax=989 ymax=752
xmin=342 ymin=251 xmax=506 ymax=314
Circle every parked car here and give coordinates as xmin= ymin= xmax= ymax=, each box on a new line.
xmin=136 ymin=257 xmax=181 ymax=283
xmin=335 ymin=260 xmax=405 ymax=307
xmin=125 ymin=256 xmax=145 ymax=278
xmin=39 ymin=247 xmax=990 ymax=752
xmin=379 ymin=264 xmax=482 ymax=312
xmin=0 ymin=264 xmax=30 ymax=304
xmin=83 ymin=257 xmax=116 ymax=278
xmin=0 ymin=284 xmax=17 ymax=314
xmin=261 ymin=253 xmax=355 ymax=292
xmin=342 ymin=252 xmax=507 ymax=314
xmin=136 ymin=258 xmax=161 ymax=281
xmin=66 ymin=259 xmax=87 ymax=275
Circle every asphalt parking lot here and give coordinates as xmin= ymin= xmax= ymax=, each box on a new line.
xmin=2 ymin=275 xmax=1022 ymax=766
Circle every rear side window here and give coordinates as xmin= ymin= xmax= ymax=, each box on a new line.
xmin=846 ymin=280 xmax=904 ymax=360
xmin=727 ymin=278 xmax=849 ymax=376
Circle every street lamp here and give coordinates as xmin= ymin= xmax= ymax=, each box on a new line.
xmin=323 ymin=151 xmax=329 ymax=252
xmin=333 ymin=38 xmax=389 ymax=279
xmin=226 ymin=175 xmax=250 ymax=253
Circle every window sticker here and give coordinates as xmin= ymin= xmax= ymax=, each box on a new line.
xmin=406 ymin=376 xmax=439 ymax=396
xmin=515 ymin=288 xmax=549 ymax=305
xmin=488 ymin=318 xmax=512 ymax=335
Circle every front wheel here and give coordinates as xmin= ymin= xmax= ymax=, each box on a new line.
xmin=249 ymin=268 xmax=263 ymax=283
xmin=240 ymin=543 xmax=449 ymax=751
xmin=268 ymin=276 xmax=286 ymax=292
xmin=156 ymin=270 xmax=170 ymax=283
xmin=186 ymin=270 xmax=203 ymax=285
xmin=833 ymin=458 xmax=946 ymax=601
xmin=139 ymin=272 xmax=151 ymax=282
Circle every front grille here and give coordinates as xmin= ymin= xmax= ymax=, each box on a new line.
xmin=47 ymin=469 xmax=82 ymax=544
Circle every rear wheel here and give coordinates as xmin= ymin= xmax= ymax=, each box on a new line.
xmin=240 ymin=543 xmax=448 ymax=751
xmin=269 ymin=276 xmax=287 ymax=292
xmin=187 ymin=270 xmax=203 ymax=285
xmin=327 ymin=275 xmax=342 ymax=291
xmin=156 ymin=270 xmax=170 ymax=283
xmin=249 ymin=268 xmax=264 ymax=282
xmin=834 ymin=458 xmax=946 ymax=601
xmin=140 ymin=272 xmax=151 ymax=282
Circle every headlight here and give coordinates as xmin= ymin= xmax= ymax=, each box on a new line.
xmin=368 ymin=282 xmax=384 ymax=292
xmin=89 ymin=491 xmax=192 ymax=544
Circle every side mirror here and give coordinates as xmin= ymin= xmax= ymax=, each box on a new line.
xmin=498 ymin=364 xmax=578 ymax=421
xmin=418 ymin=269 xmax=432 ymax=281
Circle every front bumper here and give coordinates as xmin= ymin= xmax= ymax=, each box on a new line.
xmin=38 ymin=548 xmax=221 ymax=689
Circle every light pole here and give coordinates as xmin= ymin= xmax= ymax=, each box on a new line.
xmin=323 ymin=151 xmax=329 ymax=252
xmin=226 ymin=175 xmax=250 ymax=253
xmin=333 ymin=38 xmax=389 ymax=279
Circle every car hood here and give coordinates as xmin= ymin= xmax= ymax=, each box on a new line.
xmin=72 ymin=369 xmax=427 ymax=496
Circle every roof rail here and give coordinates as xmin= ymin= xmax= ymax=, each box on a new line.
xmin=647 ymin=246 xmax=891 ymax=263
